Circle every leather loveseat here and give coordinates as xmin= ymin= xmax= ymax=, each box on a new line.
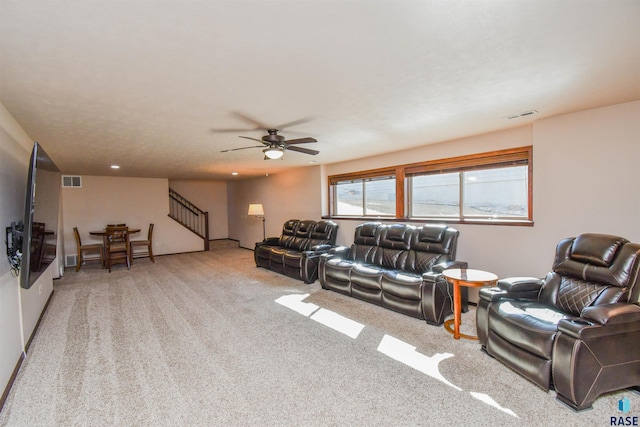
xmin=318 ymin=222 xmax=467 ymax=326
xmin=476 ymin=233 xmax=640 ymax=411
xmin=254 ymin=219 xmax=338 ymax=284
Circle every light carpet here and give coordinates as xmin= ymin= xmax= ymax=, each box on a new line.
xmin=1 ymin=248 xmax=637 ymax=426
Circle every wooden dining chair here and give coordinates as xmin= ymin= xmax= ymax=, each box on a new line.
xmin=107 ymin=224 xmax=127 ymax=242
xmin=105 ymin=226 xmax=130 ymax=272
xmin=130 ymin=223 xmax=155 ymax=264
xmin=73 ymin=227 xmax=104 ymax=271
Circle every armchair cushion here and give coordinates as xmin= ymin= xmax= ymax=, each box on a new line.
xmin=488 ymin=300 xmax=573 ymax=359
xmin=569 ymin=233 xmax=627 ymax=267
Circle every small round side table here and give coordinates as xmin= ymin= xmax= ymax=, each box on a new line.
xmin=442 ymin=268 xmax=498 ymax=340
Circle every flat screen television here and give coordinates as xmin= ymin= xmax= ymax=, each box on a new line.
xmin=20 ymin=142 xmax=61 ymax=289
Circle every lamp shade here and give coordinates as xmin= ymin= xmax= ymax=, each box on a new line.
xmin=248 ymin=203 xmax=264 ymax=216
xmin=264 ymin=147 xmax=284 ymax=160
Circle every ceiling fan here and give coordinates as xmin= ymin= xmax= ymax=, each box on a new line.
xmin=221 ymin=129 xmax=319 ymax=160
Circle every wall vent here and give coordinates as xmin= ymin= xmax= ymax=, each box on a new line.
xmin=504 ymin=110 xmax=538 ymax=120
xmin=65 ymin=254 xmax=77 ymax=267
xmin=62 ymin=175 xmax=82 ymax=188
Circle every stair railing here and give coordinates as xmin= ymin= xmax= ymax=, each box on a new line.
xmin=168 ymin=188 xmax=210 ymax=250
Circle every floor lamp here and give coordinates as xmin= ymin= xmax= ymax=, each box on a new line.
xmin=248 ymin=203 xmax=266 ymax=241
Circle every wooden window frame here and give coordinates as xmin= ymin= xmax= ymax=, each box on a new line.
xmin=325 ymin=146 xmax=533 ymax=226
xmin=328 ymin=167 xmax=397 ymax=218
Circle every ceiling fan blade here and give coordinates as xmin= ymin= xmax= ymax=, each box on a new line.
xmin=273 ymin=117 xmax=313 ymax=130
xmin=239 ymin=136 xmax=267 ymax=144
xmin=284 ymin=137 xmax=317 ymax=145
xmin=211 ymin=112 xmax=270 ymax=132
xmin=232 ymin=112 xmax=270 ymax=130
xmin=212 ymin=127 xmax=257 ymax=133
xmin=286 ymin=146 xmax=319 ymax=155
xmin=220 ymin=145 xmax=264 ymax=153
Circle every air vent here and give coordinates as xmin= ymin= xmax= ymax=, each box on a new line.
xmin=65 ymin=254 xmax=77 ymax=267
xmin=62 ymin=175 xmax=82 ymax=188
xmin=504 ymin=110 xmax=538 ymax=120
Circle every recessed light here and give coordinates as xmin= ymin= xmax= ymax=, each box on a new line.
xmin=110 ymin=165 xmax=120 ymax=169
xmin=231 ymin=172 xmax=238 ymax=176
xmin=307 ymin=160 xmax=318 ymax=164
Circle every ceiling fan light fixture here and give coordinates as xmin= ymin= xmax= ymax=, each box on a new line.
xmin=264 ymin=147 xmax=284 ymax=159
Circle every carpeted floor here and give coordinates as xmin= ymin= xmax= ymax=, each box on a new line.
xmin=1 ymin=248 xmax=637 ymax=426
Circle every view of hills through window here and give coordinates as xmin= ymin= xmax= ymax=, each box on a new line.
xmin=335 ymin=166 xmax=527 ymax=219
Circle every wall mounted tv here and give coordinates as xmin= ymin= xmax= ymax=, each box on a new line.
xmin=20 ymin=142 xmax=61 ymax=290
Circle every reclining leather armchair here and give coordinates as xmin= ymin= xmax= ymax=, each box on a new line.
xmin=476 ymin=233 xmax=640 ymax=411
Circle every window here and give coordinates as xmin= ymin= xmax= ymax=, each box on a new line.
xmin=333 ymin=174 xmax=396 ymax=217
xmin=328 ymin=146 xmax=532 ymax=225
xmin=409 ymin=166 xmax=528 ymax=220
xmin=410 ymin=172 xmax=459 ymax=218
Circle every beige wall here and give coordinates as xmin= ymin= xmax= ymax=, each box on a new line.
xmin=323 ymin=101 xmax=640 ymax=283
xmin=0 ymin=101 xmax=55 ymax=394
xmin=227 ymin=166 xmax=323 ymax=248
xmin=533 ymin=101 xmax=640 ymax=241
xmin=168 ymin=179 xmax=228 ymax=240
xmin=61 ymin=175 xmax=203 ymax=263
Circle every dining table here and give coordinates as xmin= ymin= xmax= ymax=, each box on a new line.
xmin=90 ymin=227 xmax=141 ymax=266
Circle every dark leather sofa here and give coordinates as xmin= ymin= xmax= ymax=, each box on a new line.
xmin=476 ymin=233 xmax=640 ymax=411
xmin=318 ymin=222 xmax=467 ymax=326
xmin=254 ymin=219 xmax=338 ymax=284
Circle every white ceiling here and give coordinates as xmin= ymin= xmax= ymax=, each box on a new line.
xmin=1 ymin=0 xmax=639 ymax=180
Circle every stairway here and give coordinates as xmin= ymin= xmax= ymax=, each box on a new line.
xmin=168 ymin=188 xmax=210 ymax=251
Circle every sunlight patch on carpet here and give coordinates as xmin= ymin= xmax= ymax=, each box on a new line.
xmin=377 ymin=334 xmax=461 ymax=391
xmin=275 ymin=293 xmax=319 ymax=316
xmin=275 ymin=293 xmax=364 ymax=338
xmin=470 ymin=392 xmax=519 ymax=418
xmin=309 ymin=308 xmax=365 ymax=339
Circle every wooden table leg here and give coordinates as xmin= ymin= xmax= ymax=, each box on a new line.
xmin=444 ymin=278 xmax=463 ymax=339
xmin=443 ymin=269 xmax=498 ymax=340
xmin=444 ymin=279 xmax=480 ymax=340
xmin=452 ymin=280 xmax=461 ymax=339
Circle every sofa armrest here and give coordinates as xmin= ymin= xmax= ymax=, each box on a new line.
xmin=477 ymin=277 xmax=542 ymax=302
xmin=558 ymin=304 xmax=640 ymax=339
xmin=497 ymin=276 xmax=544 ymax=292
xmin=302 ymin=245 xmax=335 ymax=261
xmin=581 ymin=303 xmax=640 ymax=326
xmin=423 ymin=270 xmax=469 ymax=316
xmin=309 ymin=244 xmax=333 ymax=252
xmin=432 ymin=260 xmax=468 ymax=274
xmin=478 ymin=287 xmax=509 ymax=303
xmin=324 ymin=246 xmax=350 ymax=258
xmin=256 ymin=237 xmax=280 ymax=247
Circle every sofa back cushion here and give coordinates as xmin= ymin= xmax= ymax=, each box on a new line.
xmin=404 ymin=225 xmax=458 ymax=274
xmin=307 ymin=220 xmax=338 ymax=249
xmin=288 ymin=220 xmax=315 ymax=250
xmin=278 ymin=219 xmax=300 ymax=247
xmin=348 ymin=223 xmax=461 ymax=274
xmin=375 ymin=224 xmax=413 ymax=270
xmin=411 ymin=224 xmax=456 ymax=255
xmin=350 ymin=222 xmax=382 ymax=264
